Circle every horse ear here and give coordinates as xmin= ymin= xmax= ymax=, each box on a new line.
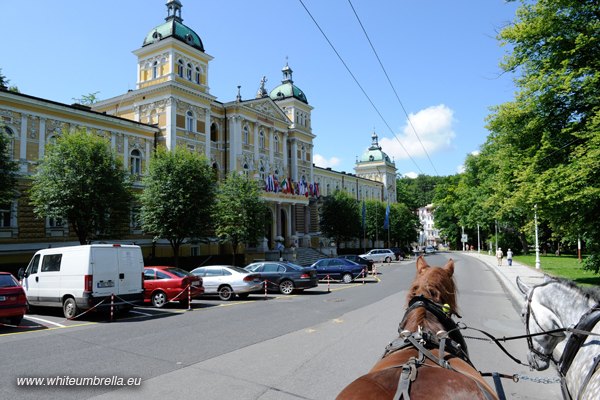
xmin=443 ymin=259 xmax=454 ymax=276
xmin=416 ymin=256 xmax=428 ymax=275
xmin=516 ymin=276 xmax=530 ymax=297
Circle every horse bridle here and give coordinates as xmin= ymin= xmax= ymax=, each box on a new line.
xmin=524 ymin=281 xmax=562 ymax=365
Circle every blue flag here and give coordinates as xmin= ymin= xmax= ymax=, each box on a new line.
xmin=383 ymin=203 xmax=390 ymax=230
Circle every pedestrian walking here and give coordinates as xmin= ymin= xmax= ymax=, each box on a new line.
xmin=506 ymin=248 xmax=513 ymax=266
xmin=496 ymin=247 xmax=503 ymax=266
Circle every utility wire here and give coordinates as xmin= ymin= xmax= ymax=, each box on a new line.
xmin=298 ymin=0 xmax=424 ymax=174
xmin=347 ymin=0 xmax=440 ymax=176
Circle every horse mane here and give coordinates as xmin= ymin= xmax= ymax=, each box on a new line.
xmin=550 ymin=275 xmax=600 ymax=304
xmin=401 ymin=257 xmax=458 ymax=332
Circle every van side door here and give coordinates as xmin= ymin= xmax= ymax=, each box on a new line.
xmin=38 ymin=254 xmax=63 ymax=306
xmin=22 ymin=254 xmax=41 ymax=303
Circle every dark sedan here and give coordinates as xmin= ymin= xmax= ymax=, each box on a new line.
xmin=339 ymin=255 xmax=374 ymax=271
xmin=309 ymin=258 xmax=366 ymax=283
xmin=244 ymin=261 xmax=318 ymax=295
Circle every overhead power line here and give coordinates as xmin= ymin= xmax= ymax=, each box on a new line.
xmin=347 ymin=0 xmax=440 ymax=176
xmin=297 ymin=0 xmax=424 ymax=175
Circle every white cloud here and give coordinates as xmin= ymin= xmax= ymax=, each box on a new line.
xmin=313 ymin=154 xmax=341 ymax=169
xmin=403 ymin=171 xmax=419 ymax=179
xmin=457 ymin=150 xmax=480 ymax=173
xmin=378 ymin=104 xmax=456 ymax=162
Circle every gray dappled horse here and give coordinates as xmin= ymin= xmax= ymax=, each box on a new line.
xmin=517 ymin=276 xmax=600 ymax=400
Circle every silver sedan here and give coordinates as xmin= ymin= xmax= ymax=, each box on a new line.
xmin=190 ymin=265 xmax=263 ymax=301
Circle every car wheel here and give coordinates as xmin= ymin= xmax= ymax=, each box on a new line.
xmin=152 ymin=291 xmax=168 ymax=308
xmin=218 ymin=285 xmax=234 ymax=301
xmin=63 ymin=297 xmax=80 ymax=319
xmin=237 ymin=293 xmax=250 ymax=299
xmin=385 ymin=256 xmax=392 ymax=263
xmin=342 ymin=273 xmax=353 ymax=284
xmin=279 ymin=280 xmax=294 ymax=295
xmin=9 ymin=315 xmax=23 ymax=326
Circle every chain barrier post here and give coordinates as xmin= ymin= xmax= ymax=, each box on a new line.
xmin=188 ymin=285 xmax=192 ymax=311
xmin=362 ymin=268 xmax=365 ymax=284
xmin=327 ymin=275 xmax=330 ymax=293
xmin=264 ymin=280 xmax=268 ymax=298
xmin=110 ymin=293 xmax=114 ymax=322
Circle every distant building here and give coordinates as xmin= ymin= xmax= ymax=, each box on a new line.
xmin=418 ymin=204 xmax=441 ymax=247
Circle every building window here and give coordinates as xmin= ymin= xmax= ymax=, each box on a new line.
xmin=274 ymin=135 xmax=280 ymax=153
xmin=186 ymin=63 xmax=192 ymax=80
xmin=0 ymin=203 xmax=12 ymax=228
xmin=130 ymin=206 xmax=142 ymax=233
xmin=301 ymin=145 xmax=306 ymax=161
xmin=259 ymin=130 xmax=265 ymax=149
xmin=47 ymin=217 xmax=65 ymax=228
xmin=2 ymin=126 xmax=14 ymax=158
xmin=186 ymin=110 xmax=195 ymax=132
xmin=177 ymin=59 xmax=184 ymax=77
xmin=152 ymin=61 xmax=158 ymax=79
xmin=210 ymin=123 xmax=218 ymax=142
xmin=243 ymin=125 xmax=249 ymax=144
xmin=195 ymin=67 xmax=201 ymax=84
xmin=243 ymin=163 xmax=249 ymax=177
xmin=130 ymin=149 xmax=142 ymax=176
xmin=259 ymin=161 xmax=265 ymax=181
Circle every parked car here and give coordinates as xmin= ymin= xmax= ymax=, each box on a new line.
xmin=309 ymin=258 xmax=366 ymax=283
xmin=388 ymin=247 xmax=406 ymax=261
xmin=19 ymin=244 xmax=144 ymax=319
xmin=359 ymin=249 xmax=395 ymax=263
xmin=425 ymin=245 xmax=436 ymax=254
xmin=338 ymin=255 xmax=374 ymax=271
xmin=190 ymin=266 xmax=263 ymax=301
xmin=244 ymin=261 xmax=318 ymax=295
xmin=0 ymin=272 xmax=27 ymax=326
xmin=143 ymin=266 xmax=204 ymax=308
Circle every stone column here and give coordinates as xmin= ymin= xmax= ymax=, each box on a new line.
xmin=165 ymin=97 xmax=177 ymax=150
xmin=19 ymin=115 xmax=28 ymax=173
xmin=38 ymin=118 xmax=46 ymax=160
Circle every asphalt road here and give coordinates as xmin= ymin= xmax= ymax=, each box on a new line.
xmin=0 ymin=253 xmax=561 ymax=399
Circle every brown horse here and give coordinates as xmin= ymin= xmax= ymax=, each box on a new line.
xmin=337 ymin=256 xmax=498 ymax=400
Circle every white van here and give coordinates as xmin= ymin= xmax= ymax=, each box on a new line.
xmin=19 ymin=244 xmax=144 ymax=318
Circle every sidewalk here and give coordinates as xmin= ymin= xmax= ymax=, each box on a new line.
xmin=460 ymin=251 xmax=547 ymax=305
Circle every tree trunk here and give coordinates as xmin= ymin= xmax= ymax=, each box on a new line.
xmin=519 ymin=232 xmax=529 ymax=255
xmin=171 ymin=241 xmax=180 ymax=267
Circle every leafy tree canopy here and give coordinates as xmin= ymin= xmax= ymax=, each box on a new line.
xmin=30 ymin=128 xmax=131 ymax=244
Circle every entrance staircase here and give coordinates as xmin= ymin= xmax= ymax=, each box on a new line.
xmin=291 ymin=247 xmax=326 ymax=267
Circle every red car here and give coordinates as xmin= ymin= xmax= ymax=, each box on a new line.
xmin=0 ymin=272 xmax=28 ymax=326
xmin=143 ymin=266 xmax=204 ymax=308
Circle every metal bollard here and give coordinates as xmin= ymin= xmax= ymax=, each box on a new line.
xmin=110 ymin=293 xmax=114 ymax=322
xmin=188 ymin=285 xmax=191 ymax=311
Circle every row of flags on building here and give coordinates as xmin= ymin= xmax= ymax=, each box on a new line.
xmin=264 ymin=175 xmax=320 ymax=197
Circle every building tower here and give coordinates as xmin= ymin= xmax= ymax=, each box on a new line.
xmin=354 ymin=131 xmax=397 ymax=203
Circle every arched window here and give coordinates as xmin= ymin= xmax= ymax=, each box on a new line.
xmin=274 ymin=135 xmax=280 ymax=153
xmin=242 ymin=125 xmax=249 ymax=144
xmin=259 ymin=130 xmax=265 ymax=149
xmin=195 ymin=67 xmax=201 ymax=84
xmin=177 ymin=59 xmax=184 ymax=77
xmin=186 ymin=110 xmax=195 ymax=132
xmin=186 ymin=63 xmax=192 ymax=80
xmin=152 ymin=61 xmax=159 ymax=79
xmin=301 ymin=145 xmax=306 ymax=161
xmin=130 ymin=149 xmax=142 ymax=176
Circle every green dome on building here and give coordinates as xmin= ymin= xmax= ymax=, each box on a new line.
xmin=269 ymin=63 xmax=308 ymax=104
xmin=359 ymin=131 xmax=393 ymax=163
xmin=143 ymin=0 xmax=205 ymax=52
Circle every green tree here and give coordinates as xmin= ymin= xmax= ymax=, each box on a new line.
xmin=0 ymin=68 xmax=19 ymax=92
xmin=319 ymin=190 xmax=360 ymax=250
xmin=140 ymin=147 xmax=215 ymax=265
xmin=30 ymin=129 xmax=131 ymax=244
xmin=364 ymin=200 xmax=385 ymax=246
xmin=493 ymin=0 xmax=600 ymax=270
xmin=214 ymin=172 xmax=267 ymax=265
xmin=389 ymin=202 xmax=419 ymax=248
xmin=0 ymin=127 xmax=19 ymax=203
xmin=73 ymin=92 xmax=100 ymax=105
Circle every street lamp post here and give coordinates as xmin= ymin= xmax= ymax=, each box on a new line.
xmin=477 ymin=224 xmax=480 ymax=254
xmin=534 ymin=204 xmax=541 ymax=270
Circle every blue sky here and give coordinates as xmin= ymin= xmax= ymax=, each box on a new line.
xmin=2 ymin=0 xmax=519 ymax=178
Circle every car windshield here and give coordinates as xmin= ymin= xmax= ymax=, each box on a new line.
xmin=165 ymin=267 xmax=192 ymax=278
xmin=0 ymin=274 xmax=17 ymax=288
